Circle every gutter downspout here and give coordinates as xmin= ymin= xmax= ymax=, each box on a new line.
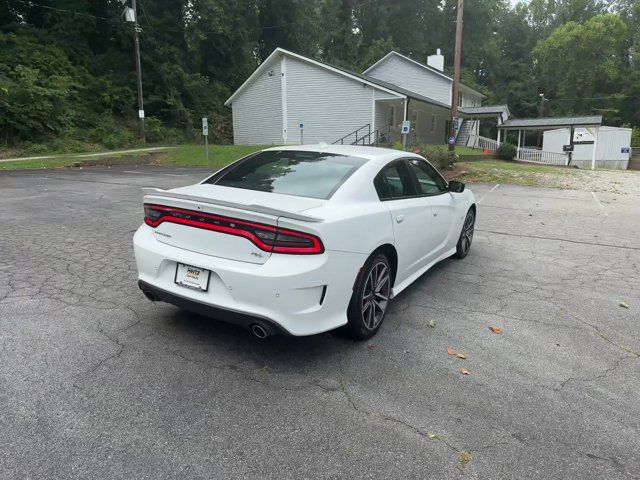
xmin=402 ymin=97 xmax=409 ymax=150
xmin=281 ymin=55 xmax=288 ymax=144
xmin=591 ymin=127 xmax=599 ymax=170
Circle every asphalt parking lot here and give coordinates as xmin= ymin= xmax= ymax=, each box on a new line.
xmin=1 ymin=165 xmax=639 ymax=479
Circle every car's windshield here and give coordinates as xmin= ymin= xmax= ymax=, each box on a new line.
xmin=205 ymin=150 xmax=368 ymax=199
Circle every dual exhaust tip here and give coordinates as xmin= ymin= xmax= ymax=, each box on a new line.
xmin=142 ymin=288 xmax=271 ymax=339
xmin=250 ymin=324 xmax=269 ymax=339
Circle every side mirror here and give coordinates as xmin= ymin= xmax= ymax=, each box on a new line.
xmin=448 ymin=180 xmax=465 ymax=193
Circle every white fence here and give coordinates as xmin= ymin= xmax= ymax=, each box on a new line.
xmin=516 ymin=147 xmax=568 ymax=166
xmin=467 ymin=135 xmax=570 ymax=166
xmin=468 ymin=135 xmax=500 ymax=152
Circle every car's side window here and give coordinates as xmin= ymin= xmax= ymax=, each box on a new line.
xmin=374 ymin=162 xmax=416 ymax=200
xmin=407 ymin=159 xmax=448 ymax=195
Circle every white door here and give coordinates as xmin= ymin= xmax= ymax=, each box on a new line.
xmin=406 ymin=158 xmax=456 ymax=259
xmin=374 ymin=161 xmax=432 ymax=284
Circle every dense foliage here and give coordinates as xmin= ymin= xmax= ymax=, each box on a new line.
xmin=2 ymin=0 xmax=639 ymax=150
xmin=495 ymin=142 xmax=517 ymax=160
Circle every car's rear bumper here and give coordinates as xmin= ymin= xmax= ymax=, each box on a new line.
xmin=137 ymin=280 xmax=290 ymax=335
xmin=133 ymin=225 xmax=367 ymax=336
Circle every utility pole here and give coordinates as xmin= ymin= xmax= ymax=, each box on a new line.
xmin=449 ymin=0 xmax=464 ymax=152
xmin=131 ymin=0 xmax=145 ymax=143
xmin=537 ymin=93 xmax=547 ymax=147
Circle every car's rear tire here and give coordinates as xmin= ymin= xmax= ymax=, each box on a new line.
xmin=454 ymin=208 xmax=475 ymax=259
xmin=345 ymin=253 xmax=392 ymax=340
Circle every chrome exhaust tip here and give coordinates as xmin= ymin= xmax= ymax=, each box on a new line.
xmin=250 ymin=324 xmax=269 ymax=339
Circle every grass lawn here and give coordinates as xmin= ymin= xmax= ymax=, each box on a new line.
xmin=454 ymin=159 xmax=576 ymax=186
xmin=158 ymin=144 xmax=267 ymax=168
xmin=0 ymin=144 xmax=267 ymax=171
xmin=0 ymin=157 xmax=92 ymax=170
xmin=0 ymin=144 xmax=577 ymax=190
xmin=418 ymin=144 xmax=484 ymax=157
xmin=0 ymin=142 xmax=486 ymax=171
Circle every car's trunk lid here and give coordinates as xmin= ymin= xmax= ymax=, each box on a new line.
xmin=143 ymin=185 xmax=325 ymax=264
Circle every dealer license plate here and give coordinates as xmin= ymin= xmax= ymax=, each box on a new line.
xmin=174 ymin=263 xmax=211 ymax=291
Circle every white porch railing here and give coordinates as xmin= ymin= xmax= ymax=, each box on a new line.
xmin=516 ymin=147 xmax=568 ymax=166
xmin=468 ymin=134 xmax=500 ymax=151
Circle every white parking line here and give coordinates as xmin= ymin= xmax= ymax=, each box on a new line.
xmin=477 ymin=183 xmax=500 ymax=204
xmin=123 ymin=170 xmax=142 ymax=174
xmin=160 ymin=173 xmax=188 ymax=177
xmin=591 ymin=191 xmax=608 ymax=216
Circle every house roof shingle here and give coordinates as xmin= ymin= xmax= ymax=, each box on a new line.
xmin=459 ymin=105 xmax=509 ymax=116
xmin=500 ymin=116 xmax=603 ymax=129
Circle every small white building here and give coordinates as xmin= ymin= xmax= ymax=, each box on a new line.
xmin=498 ymin=116 xmax=632 ymax=169
xmin=543 ymin=126 xmax=632 ymax=169
xmin=224 ymin=48 xmax=493 ymax=147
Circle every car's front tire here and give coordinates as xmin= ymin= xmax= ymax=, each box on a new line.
xmin=345 ymin=253 xmax=392 ymax=340
xmin=454 ymin=208 xmax=475 ymax=259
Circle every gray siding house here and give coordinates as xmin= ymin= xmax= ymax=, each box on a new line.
xmin=226 ymin=48 xmax=632 ymax=169
xmin=225 ymin=48 xmax=492 ymax=146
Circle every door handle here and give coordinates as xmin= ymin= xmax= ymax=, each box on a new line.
xmin=433 ymin=210 xmax=439 ymax=217
xmin=396 ymin=214 xmax=405 ymax=223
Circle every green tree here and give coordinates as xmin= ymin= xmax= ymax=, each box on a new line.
xmin=0 ymin=33 xmax=77 ymax=143
xmin=533 ymin=14 xmax=629 ymax=122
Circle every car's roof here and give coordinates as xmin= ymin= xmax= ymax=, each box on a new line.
xmin=261 ymin=144 xmax=422 ymax=164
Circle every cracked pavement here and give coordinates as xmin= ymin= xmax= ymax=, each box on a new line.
xmin=1 ymin=165 xmax=639 ymax=479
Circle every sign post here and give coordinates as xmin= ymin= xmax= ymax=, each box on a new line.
xmin=299 ymin=122 xmax=304 ymax=145
xmin=401 ymin=120 xmax=411 ymax=151
xmin=202 ymin=117 xmax=209 ymax=162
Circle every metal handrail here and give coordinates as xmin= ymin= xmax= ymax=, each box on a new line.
xmin=351 ymin=124 xmax=392 ymax=147
xmin=332 ymin=124 xmax=371 ymax=145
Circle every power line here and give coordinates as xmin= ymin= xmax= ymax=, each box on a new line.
xmin=10 ymin=0 xmax=112 ymax=21
xmin=548 ymin=95 xmax=632 ymax=102
xmin=138 ymin=0 xmax=153 ymax=31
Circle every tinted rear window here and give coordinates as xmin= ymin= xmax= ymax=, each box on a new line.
xmin=205 ymin=150 xmax=368 ymax=199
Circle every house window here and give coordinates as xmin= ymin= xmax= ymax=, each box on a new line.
xmin=430 ymin=114 xmax=436 ymax=133
xmin=387 ymin=106 xmax=396 ymax=127
xmin=457 ymin=93 xmax=463 ymax=107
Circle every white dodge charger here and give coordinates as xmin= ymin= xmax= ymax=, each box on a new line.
xmin=133 ymin=145 xmax=476 ymax=339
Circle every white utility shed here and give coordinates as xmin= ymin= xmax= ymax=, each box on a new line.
xmin=543 ymin=126 xmax=632 ymax=169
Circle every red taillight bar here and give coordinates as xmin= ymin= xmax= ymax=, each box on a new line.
xmin=143 ymin=204 xmax=324 ymax=255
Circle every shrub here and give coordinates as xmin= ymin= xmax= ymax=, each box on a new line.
xmin=424 ymin=146 xmax=459 ymax=170
xmin=496 ymin=142 xmax=517 ymax=160
xmin=22 ymin=142 xmax=51 ymax=155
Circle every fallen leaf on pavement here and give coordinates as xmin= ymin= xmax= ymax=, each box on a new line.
xmin=427 ymin=319 xmax=436 ymax=328
xmin=456 ymin=353 xmax=467 ymax=359
xmin=460 ymin=368 xmax=470 ymax=375
xmin=367 ymin=344 xmax=376 ymax=350
xmin=489 ymin=326 xmax=503 ymax=334
xmin=447 ymin=348 xmax=457 ymax=355
xmin=619 ymin=301 xmax=629 ymax=309
xmin=459 ymin=451 xmax=472 ymax=465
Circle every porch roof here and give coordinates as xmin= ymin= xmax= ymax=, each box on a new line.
xmin=459 ymin=105 xmax=510 ymax=118
xmin=499 ymin=115 xmax=603 ymax=130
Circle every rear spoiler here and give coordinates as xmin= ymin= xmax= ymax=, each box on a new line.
xmin=142 ymin=188 xmax=324 ymax=223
